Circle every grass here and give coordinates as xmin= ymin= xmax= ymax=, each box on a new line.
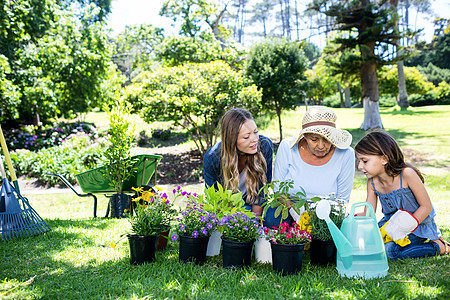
xmin=1 ymin=106 xmax=449 ymax=299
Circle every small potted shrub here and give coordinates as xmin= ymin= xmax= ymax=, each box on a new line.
xmin=306 ymin=193 xmax=347 ymax=266
xmin=197 ymin=183 xmax=255 ymax=256
xmin=220 ymin=212 xmax=262 ymax=269
xmin=261 ymin=180 xmax=320 ymax=225
xmin=172 ymin=197 xmax=219 ymax=265
xmin=265 ymin=222 xmax=312 ymax=276
xmin=132 ymin=186 xmax=177 ymax=250
xmin=258 ymin=180 xmax=319 ymax=264
xmin=127 ymin=188 xmax=176 ymax=265
xmin=103 ymin=100 xmax=136 ymax=218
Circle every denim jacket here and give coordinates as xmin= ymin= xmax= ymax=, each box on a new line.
xmin=203 ymin=135 xmax=273 ymax=205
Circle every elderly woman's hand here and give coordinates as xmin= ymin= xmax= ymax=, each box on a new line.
xmin=277 ymin=195 xmax=293 ymax=208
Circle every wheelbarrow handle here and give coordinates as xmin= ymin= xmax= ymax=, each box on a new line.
xmin=47 ymin=173 xmax=98 ymax=218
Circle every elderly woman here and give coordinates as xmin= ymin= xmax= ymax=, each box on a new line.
xmin=203 ymin=108 xmax=273 ymax=217
xmin=265 ymin=106 xmax=355 ymax=228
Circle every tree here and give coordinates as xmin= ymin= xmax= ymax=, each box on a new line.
xmin=245 ymin=38 xmax=307 ymax=140
xmin=112 ymin=24 xmax=164 ymax=80
xmin=247 ymin=0 xmax=275 ymax=37
xmin=0 ymin=0 xmax=120 ymax=125
xmin=309 ymin=0 xmax=413 ymax=130
xmin=390 ymin=0 xmax=409 ymax=108
xmin=125 ymin=61 xmax=262 ymax=157
xmin=160 ymin=0 xmax=228 ymax=41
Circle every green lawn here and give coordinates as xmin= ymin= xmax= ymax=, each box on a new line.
xmin=1 ymin=106 xmax=449 ymax=299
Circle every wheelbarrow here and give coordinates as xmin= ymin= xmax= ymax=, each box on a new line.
xmin=49 ymin=154 xmax=162 ymax=218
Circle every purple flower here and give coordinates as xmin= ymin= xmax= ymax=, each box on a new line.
xmin=201 ymin=228 xmax=207 ymax=235
xmin=173 ymin=189 xmax=176 ymax=194
xmin=200 ymin=216 xmax=207 ymax=222
xmin=192 ymin=231 xmax=199 ymax=238
xmin=243 ymin=226 xmax=248 ymax=231
xmin=180 ymin=224 xmax=186 ymax=231
xmin=171 ymin=234 xmax=178 ymax=241
xmin=206 ymin=223 xmax=213 ymax=229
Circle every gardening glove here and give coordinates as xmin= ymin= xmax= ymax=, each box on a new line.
xmin=385 ymin=209 xmax=419 ymax=241
xmin=379 ymin=221 xmax=411 ymax=247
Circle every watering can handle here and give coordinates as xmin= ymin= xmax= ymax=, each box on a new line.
xmin=349 ymin=202 xmax=376 ymax=221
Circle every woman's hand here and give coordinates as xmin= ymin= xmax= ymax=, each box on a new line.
xmin=277 ymin=194 xmax=293 ymax=208
xmin=252 ymin=204 xmax=263 ymax=216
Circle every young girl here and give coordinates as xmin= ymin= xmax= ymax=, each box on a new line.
xmin=355 ymin=131 xmax=449 ymax=260
xmin=203 ymin=108 xmax=273 ymax=217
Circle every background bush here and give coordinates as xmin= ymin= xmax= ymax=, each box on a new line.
xmin=8 ymin=133 xmax=105 ymax=185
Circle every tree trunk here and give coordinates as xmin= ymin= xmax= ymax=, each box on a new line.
xmin=337 ymin=83 xmax=344 ymax=108
xmin=276 ymin=103 xmax=283 ymax=141
xmin=389 ymin=0 xmax=409 ymax=108
xmin=397 ymin=60 xmax=409 ymax=108
xmin=344 ymin=86 xmax=351 ymax=108
xmin=360 ymin=61 xmax=383 ymax=130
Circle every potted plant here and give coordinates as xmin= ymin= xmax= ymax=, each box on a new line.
xmin=172 ymin=198 xmax=219 ymax=265
xmin=127 ymin=187 xmax=175 ymax=265
xmin=103 ymin=100 xmax=136 ymax=218
xmin=132 ymin=186 xmax=177 ymax=251
xmin=265 ymin=222 xmax=312 ymax=276
xmin=306 ymin=193 xmax=347 ymax=266
xmin=220 ymin=212 xmax=262 ymax=269
xmin=197 ymin=183 xmax=255 ymax=256
xmin=257 ymin=180 xmax=319 ymax=264
xmin=261 ymin=180 xmax=320 ymax=225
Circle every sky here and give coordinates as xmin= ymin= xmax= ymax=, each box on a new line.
xmin=106 ymin=0 xmax=450 ymax=45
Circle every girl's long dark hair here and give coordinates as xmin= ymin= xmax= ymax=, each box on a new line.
xmin=355 ymin=131 xmax=424 ymax=182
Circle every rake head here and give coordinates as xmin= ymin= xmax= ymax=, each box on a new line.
xmin=0 ymin=181 xmax=50 ymax=241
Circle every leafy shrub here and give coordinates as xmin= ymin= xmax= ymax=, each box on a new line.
xmin=4 ymin=121 xmax=98 ymax=151
xmin=379 ymin=95 xmax=397 ymax=107
xmin=9 ymin=133 xmax=105 ymax=185
xmin=136 ymin=130 xmax=150 ymax=146
xmin=152 ymin=128 xmax=171 ymax=141
xmin=409 ymin=82 xmax=450 ymax=106
xmin=322 ymin=94 xmax=341 ymax=108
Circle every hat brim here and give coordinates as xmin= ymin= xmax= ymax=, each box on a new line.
xmin=290 ymin=126 xmax=352 ymax=149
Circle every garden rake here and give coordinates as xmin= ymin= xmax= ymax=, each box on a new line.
xmin=0 ymin=156 xmax=50 ymax=241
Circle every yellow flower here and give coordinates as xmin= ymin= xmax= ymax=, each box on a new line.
xmin=155 ymin=185 xmax=163 ymax=191
xmin=132 ymin=186 xmax=143 ymax=193
xmin=110 ymin=243 xmax=117 ymax=249
xmin=298 ymin=212 xmax=311 ymax=231
xmin=143 ymin=192 xmax=155 ymax=202
xmin=132 ymin=196 xmax=142 ymax=202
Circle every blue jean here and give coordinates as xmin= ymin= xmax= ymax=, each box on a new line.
xmin=384 ymin=234 xmax=440 ymax=260
xmin=262 ymin=206 xmax=293 ymax=229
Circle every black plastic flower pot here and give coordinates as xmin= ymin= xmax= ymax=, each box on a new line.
xmin=221 ymin=238 xmax=254 ymax=269
xmin=179 ymin=235 xmax=210 ymax=265
xmin=310 ymin=239 xmax=337 ymax=266
xmin=270 ymin=242 xmax=305 ymax=276
xmin=128 ymin=234 xmax=158 ymax=265
xmin=156 ymin=227 xmax=170 ymax=251
xmin=110 ymin=193 xmax=131 ymax=218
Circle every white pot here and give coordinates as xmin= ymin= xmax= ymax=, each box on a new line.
xmin=255 ymin=234 xmax=272 ymax=264
xmin=206 ymin=230 xmax=222 ymax=256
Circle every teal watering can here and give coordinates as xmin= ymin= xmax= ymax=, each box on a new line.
xmin=316 ymin=201 xmax=389 ymax=279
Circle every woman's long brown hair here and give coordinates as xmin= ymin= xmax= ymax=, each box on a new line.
xmin=220 ymin=108 xmax=267 ymax=203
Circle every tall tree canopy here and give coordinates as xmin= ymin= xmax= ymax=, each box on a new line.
xmin=245 ymin=38 xmax=307 ymax=140
xmin=309 ymin=0 xmax=413 ymax=130
xmin=0 ymin=0 xmax=119 ymax=126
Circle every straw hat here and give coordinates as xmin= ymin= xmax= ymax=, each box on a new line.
xmin=290 ymin=106 xmax=352 ymax=149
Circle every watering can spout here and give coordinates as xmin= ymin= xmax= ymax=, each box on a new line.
xmin=315 ymin=200 xmax=353 ymax=269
